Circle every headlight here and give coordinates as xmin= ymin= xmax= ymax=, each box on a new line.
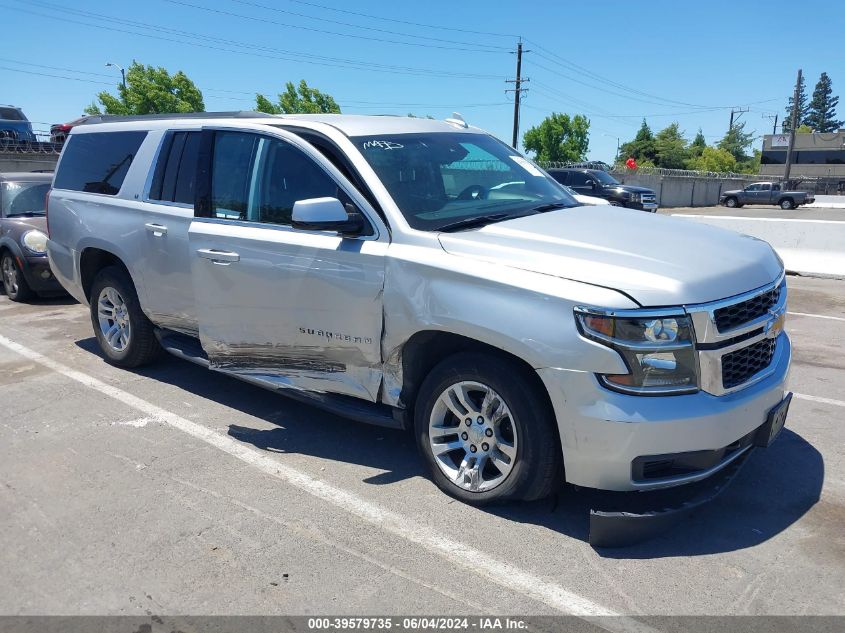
xmin=575 ymin=308 xmax=698 ymax=395
xmin=22 ymin=230 xmax=48 ymax=254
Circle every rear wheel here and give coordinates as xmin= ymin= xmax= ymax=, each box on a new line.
xmin=89 ymin=266 xmax=161 ymax=367
xmin=1 ymin=252 xmax=35 ymax=302
xmin=414 ymin=353 xmax=561 ymax=505
xmin=780 ymin=198 xmax=795 ymax=210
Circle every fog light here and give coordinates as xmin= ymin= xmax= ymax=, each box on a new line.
xmin=40 ymin=269 xmax=52 ymax=279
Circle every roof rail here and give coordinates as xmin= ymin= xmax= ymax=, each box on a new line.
xmin=78 ymin=111 xmax=276 ymax=125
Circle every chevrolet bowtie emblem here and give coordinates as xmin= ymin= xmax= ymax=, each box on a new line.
xmin=765 ymin=308 xmax=786 ymax=339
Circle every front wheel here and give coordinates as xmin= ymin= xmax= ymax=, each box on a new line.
xmin=414 ymin=353 xmax=561 ymax=505
xmin=724 ymin=197 xmax=739 ymax=208
xmin=1 ymin=253 xmax=35 ymax=302
xmin=89 ymin=266 xmax=162 ymax=368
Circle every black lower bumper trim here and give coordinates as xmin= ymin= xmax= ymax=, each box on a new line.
xmin=588 ymin=447 xmax=752 ymax=548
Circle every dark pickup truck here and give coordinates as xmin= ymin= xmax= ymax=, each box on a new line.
xmin=720 ymin=182 xmax=815 ymax=210
xmin=546 ymin=168 xmax=658 ymax=212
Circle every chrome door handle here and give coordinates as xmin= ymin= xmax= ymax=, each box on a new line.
xmin=196 ymin=248 xmax=240 ymax=263
xmin=145 ymin=223 xmax=168 ymax=236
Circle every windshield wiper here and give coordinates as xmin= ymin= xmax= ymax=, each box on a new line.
xmin=436 ymin=213 xmax=512 ymax=232
xmin=532 ymin=202 xmax=573 ymax=212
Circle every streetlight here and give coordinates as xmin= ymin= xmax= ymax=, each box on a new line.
xmin=105 ymin=62 xmax=126 ymax=90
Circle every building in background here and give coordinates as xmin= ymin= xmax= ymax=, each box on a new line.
xmin=761 ymin=131 xmax=845 ymax=193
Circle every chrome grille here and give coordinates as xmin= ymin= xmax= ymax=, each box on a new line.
xmin=714 ymin=285 xmax=781 ymax=332
xmin=721 ymin=338 xmax=777 ymax=389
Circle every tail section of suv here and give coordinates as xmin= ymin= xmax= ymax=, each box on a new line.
xmin=47 ymin=112 xmax=790 ymax=510
xmin=547 ymin=167 xmax=658 ymax=212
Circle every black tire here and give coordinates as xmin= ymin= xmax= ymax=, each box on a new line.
xmin=414 ymin=352 xmax=561 ymax=505
xmin=779 ymin=198 xmax=794 ymax=210
xmin=1 ymin=252 xmax=36 ymax=302
xmin=724 ymin=197 xmax=739 ymax=208
xmin=89 ymin=266 xmax=162 ymax=368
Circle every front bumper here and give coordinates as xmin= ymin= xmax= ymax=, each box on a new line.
xmin=537 ymin=332 xmax=791 ymax=491
xmin=20 ymin=255 xmax=66 ymax=295
xmin=630 ymin=201 xmax=658 ymax=212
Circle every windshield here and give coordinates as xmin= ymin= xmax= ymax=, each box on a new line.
xmin=592 ymin=171 xmax=620 ymax=186
xmin=351 ymin=132 xmax=577 ymax=230
xmin=1 ymin=181 xmax=50 ymax=216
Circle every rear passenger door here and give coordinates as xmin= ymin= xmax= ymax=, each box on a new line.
xmin=138 ymin=130 xmax=202 ymax=335
xmin=188 ymin=128 xmax=388 ymax=402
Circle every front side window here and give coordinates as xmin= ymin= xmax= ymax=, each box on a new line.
xmin=209 ymin=132 xmax=342 ymax=225
xmin=53 ymin=131 xmax=147 ymax=195
xmin=352 ymin=132 xmax=577 ymax=231
xmin=568 ymin=172 xmax=591 ymax=187
xmin=1 ymin=181 xmax=50 ymax=217
xmin=591 ymin=171 xmax=620 ymax=186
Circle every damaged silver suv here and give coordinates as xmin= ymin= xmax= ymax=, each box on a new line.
xmin=47 ymin=112 xmax=791 ymax=507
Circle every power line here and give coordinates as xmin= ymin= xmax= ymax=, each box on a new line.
xmin=6 ymin=2 xmax=503 ymax=80
xmin=226 ymin=0 xmax=510 ymax=51
xmin=0 ymin=57 xmax=115 ymax=79
xmin=0 ymin=65 xmax=113 ymax=86
xmin=166 ymin=0 xmax=509 ymax=53
xmin=282 ymin=0 xmax=518 ymax=38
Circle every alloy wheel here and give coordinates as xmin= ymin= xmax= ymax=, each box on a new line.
xmin=428 ymin=380 xmax=518 ymax=493
xmin=97 ymin=286 xmax=131 ymax=352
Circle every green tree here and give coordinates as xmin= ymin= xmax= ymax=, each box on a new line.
xmin=255 ymin=80 xmax=341 ymax=114
xmin=85 ymin=62 xmax=204 ymax=115
xmin=522 ymin=113 xmax=590 ymax=162
xmin=619 ymin=119 xmax=656 ymax=163
xmin=688 ymin=128 xmax=707 ymax=159
xmin=805 ymin=72 xmax=842 ymax=133
xmin=782 ymin=73 xmax=809 ymax=132
xmin=717 ymin=121 xmax=754 ymax=163
xmin=686 ymin=146 xmax=737 ymax=172
xmin=653 ymin=122 xmax=688 ymax=169
xmin=737 ymin=148 xmax=761 ymax=174
xmin=796 ymin=124 xmax=813 ymax=133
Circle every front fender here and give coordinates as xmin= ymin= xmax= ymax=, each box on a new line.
xmin=380 ymin=245 xmax=636 ymax=407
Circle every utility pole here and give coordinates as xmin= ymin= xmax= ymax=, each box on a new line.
xmin=506 ymin=39 xmax=529 ymax=149
xmin=762 ymin=113 xmax=779 ymax=135
xmin=729 ymin=107 xmax=749 ymax=132
xmin=784 ymin=68 xmax=802 ymax=185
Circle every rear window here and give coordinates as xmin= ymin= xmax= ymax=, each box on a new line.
xmin=54 ymin=131 xmax=147 ymax=195
xmin=0 ymin=107 xmax=25 ymax=121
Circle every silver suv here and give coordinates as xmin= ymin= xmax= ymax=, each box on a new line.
xmin=46 ymin=112 xmax=791 ymax=505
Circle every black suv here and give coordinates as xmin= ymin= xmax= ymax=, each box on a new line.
xmin=547 ymin=168 xmax=658 ymax=212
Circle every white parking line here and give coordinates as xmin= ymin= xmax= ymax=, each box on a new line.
xmin=0 ymin=332 xmax=656 ymax=631
xmin=794 ymin=393 xmax=845 ymax=408
xmin=787 ymin=311 xmax=845 ymax=322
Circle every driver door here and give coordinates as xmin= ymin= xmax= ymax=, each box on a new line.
xmin=188 ymin=128 xmax=388 ymax=401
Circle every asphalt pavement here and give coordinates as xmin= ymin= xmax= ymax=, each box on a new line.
xmin=1 ymin=276 xmax=843 ymax=619
xmin=662 ymin=204 xmax=845 ymax=221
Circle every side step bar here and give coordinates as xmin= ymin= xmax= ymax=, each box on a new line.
xmin=155 ymin=330 xmax=406 ymax=431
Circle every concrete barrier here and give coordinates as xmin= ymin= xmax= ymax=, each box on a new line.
xmin=806 ymin=195 xmax=845 ymax=209
xmin=672 ymin=214 xmax=845 ymax=278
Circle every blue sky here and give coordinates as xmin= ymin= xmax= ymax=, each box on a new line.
xmin=3 ymin=0 xmax=844 ymax=161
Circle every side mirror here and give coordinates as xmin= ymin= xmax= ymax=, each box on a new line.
xmin=291 ymin=197 xmax=366 ymax=236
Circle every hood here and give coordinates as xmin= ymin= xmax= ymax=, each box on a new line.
xmin=438 ymin=206 xmax=782 ymax=307
xmin=721 ymin=189 xmax=742 ymax=196
xmin=4 ymin=216 xmax=48 ymax=235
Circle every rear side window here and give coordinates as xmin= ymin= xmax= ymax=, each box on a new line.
xmin=549 ymin=171 xmax=568 ymax=185
xmin=149 ymin=131 xmax=201 ymax=205
xmin=0 ymin=107 xmax=25 ymax=120
xmin=54 ymin=131 xmax=147 ymax=195
xmin=568 ymin=172 xmax=591 ymax=187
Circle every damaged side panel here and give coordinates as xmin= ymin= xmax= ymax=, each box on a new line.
xmin=188 ymin=219 xmax=388 ymax=402
xmin=380 ymin=240 xmax=638 ymax=409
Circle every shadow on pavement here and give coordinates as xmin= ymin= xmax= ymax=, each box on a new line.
xmin=75 ymin=338 xmax=825 ymax=558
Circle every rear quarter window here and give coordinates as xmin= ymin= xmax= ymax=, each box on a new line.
xmin=54 ymin=131 xmax=147 ymax=195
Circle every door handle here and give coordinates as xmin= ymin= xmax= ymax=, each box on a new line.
xmin=145 ymin=223 xmax=168 ymax=236
xmin=196 ymin=248 xmax=240 ymax=263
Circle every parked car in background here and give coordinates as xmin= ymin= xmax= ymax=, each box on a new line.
xmin=0 ymin=106 xmax=37 ymax=143
xmin=47 ymin=113 xmax=790 ymax=516
xmin=546 ymin=168 xmax=658 ymax=211
xmin=719 ymin=182 xmax=815 ymax=210
xmin=50 ymin=115 xmax=98 ymax=144
xmin=0 ymin=172 xmax=65 ymax=301
xmin=559 ymin=184 xmax=608 ymax=206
